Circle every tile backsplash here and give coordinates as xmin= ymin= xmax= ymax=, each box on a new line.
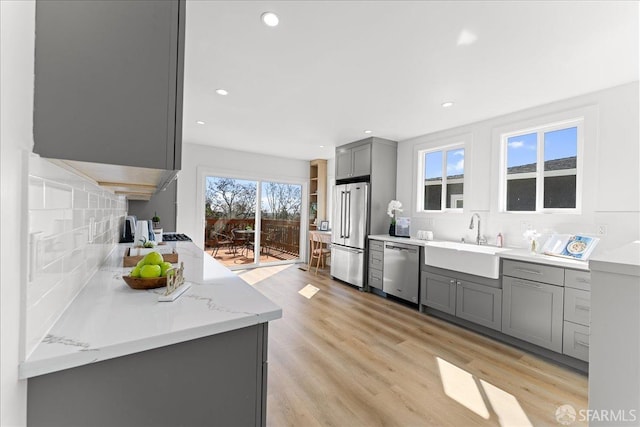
xmin=26 ymin=155 xmax=126 ymax=356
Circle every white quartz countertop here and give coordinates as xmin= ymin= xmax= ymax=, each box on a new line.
xmin=498 ymin=248 xmax=590 ymax=271
xmin=19 ymin=242 xmax=282 ymax=379
xmin=590 ymin=240 xmax=640 ymax=277
xmin=369 ymin=234 xmax=590 ymax=270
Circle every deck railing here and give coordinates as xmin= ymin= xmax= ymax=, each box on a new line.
xmin=205 ymin=218 xmax=301 ymax=256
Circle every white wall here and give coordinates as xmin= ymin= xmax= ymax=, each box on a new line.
xmin=176 ymin=143 xmax=310 ymax=250
xmin=396 ymin=82 xmax=640 ymax=254
xmin=1 ymin=1 xmax=34 ymax=425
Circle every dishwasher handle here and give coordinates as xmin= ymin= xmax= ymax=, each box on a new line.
xmin=385 ymin=243 xmax=418 ymax=253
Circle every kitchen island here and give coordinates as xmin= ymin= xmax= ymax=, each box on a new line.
xmin=21 ymin=241 xmax=282 ymax=427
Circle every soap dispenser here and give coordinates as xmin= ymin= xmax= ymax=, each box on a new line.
xmin=496 ymin=233 xmax=504 ymax=248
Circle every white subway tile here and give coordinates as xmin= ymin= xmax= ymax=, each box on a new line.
xmin=44 ymin=181 xmax=72 ymax=209
xmin=29 ymin=177 xmax=45 ymax=209
xmin=73 ymin=189 xmax=89 ymax=209
xmin=26 ymin=157 xmax=127 ymax=357
xmin=89 ymin=193 xmax=99 ymax=209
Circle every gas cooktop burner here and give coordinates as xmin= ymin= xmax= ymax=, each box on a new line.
xmin=162 ymin=233 xmax=192 ymax=242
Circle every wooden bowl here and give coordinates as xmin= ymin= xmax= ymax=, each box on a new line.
xmin=122 ymin=275 xmax=167 ymax=290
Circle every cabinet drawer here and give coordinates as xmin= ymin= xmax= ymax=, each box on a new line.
xmin=564 ymin=287 xmax=590 ymax=326
xmin=368 ymin=269 xmax=383 ymax=289
xmin=502 ymin=259 xmax=564 ymax=286
xmin=369 ymin=253 xmax=383 ymax=270
xmin=563 ymin=321 xmax=589 ymax=362
xmin=369 ymin=240 xmax=384 ymax=252
xmin=565 ymin=269 xmax=591 ymax=291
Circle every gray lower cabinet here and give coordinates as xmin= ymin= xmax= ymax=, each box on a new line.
xmin=563 ymin=270 xmax=591 ymax=362
xmin=502 ymin=276 xmax=564 ymax=352
xmin=421 ymin=271 xmax=457 ymax=315
xmin=368 ymin=239 xmax=384 ymax=290
xmin=563 ymin=321 xmax=590 ymax=362
xmin=456 ymin=280 xmax=502 ymax=331
xmin=33 ymin=0 xmax=184 ymax=171
xmin=27 ymin=324 xmax=269 ymax=427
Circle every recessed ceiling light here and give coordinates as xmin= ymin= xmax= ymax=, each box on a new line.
xmin=261 ymin=12 xmax=279 ymax=27
xmin=441 ymin=101 xmax=454 ymax=108
xmin=196 ymin=120 xmax=205 ymax=125
xmin=457 ymin=29 xmax=478 ymax=46
xmin=319 ymin=145 xmax=325 ymax=148
xmin=364 ymin=130 xmax=372 ymax=134
xmin=215 ymin=89 xmax=228 ymax=96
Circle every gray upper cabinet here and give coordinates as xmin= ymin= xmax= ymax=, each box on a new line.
xmin=335 ymin=140 xmax=373 ymax=180
xmin=33 ymin=0 xmax=185 ymax=171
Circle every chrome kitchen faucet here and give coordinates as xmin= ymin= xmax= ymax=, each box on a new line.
xmin=469 ymin=213 xmax=486 ymax=245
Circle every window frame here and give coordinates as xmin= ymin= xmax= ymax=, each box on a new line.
xmin=499 ymin=118 xmax=584 ymax=214
xmin=417 ymin=142 xmax=466 ymax=213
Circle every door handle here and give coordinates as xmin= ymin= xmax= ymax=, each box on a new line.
xmin=515 ymin=268 xmax=543 ymax=276
xmin=345 ymin=191 xmax=351 ymax=238
xmin=340 ymin=191 xmax=346 ymax=238
xmin=515 ymin=279 xmax=542 ymax=288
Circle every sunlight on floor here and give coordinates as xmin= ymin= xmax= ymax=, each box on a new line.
xmin=437 ymin=357 xmax=490 ymax=419
xmin=436 ymin=357 xmax=533 ymax=426
xmin=235 ymin=264 xmax=294 ymax=285
xmin=480 ymin=379 xmax=533 ymax=426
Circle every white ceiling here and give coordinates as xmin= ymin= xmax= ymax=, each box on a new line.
xmin=182 ymin=1 xmax=639 ymax=161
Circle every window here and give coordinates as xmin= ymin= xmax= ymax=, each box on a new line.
xmin=420 ymin=145 xmax=465 ymax=211
xmin=501 ymin=119 xmax=582 ymax=212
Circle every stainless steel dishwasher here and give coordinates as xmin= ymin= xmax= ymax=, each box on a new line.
xmin=383 ymin=241 xmax=420 ymax=303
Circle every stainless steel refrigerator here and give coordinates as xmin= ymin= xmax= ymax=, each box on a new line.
xmin=331 ymin=182 xmax=368 ymax=287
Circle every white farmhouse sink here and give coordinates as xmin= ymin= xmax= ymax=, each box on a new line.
xmin=424 ymin=241 xmax=510 ymax=279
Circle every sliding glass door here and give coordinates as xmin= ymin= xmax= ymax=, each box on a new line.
xmin=260 ymin=181 xmax=302 ymax=265
xmin=204 ymin=175 xmax=303 ymax=269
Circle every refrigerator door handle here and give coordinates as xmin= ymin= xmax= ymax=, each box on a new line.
xmin=340 ymin=191 xmax=346 ymax=238
xmin=345 ymin=191 xmax=351 ymax=238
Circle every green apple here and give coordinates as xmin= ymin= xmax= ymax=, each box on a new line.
xmin=142 ymin=251 xmax=163 ymax=266
xmin=160 ymin=262 xmax=173 ymax=277
xmin=140 ymin=264 xmax=161 ymax=278
xmin=136 ymin=259 xmax=146 ymax=268
xmin=130 ymin=266 xmax=141 ymax=278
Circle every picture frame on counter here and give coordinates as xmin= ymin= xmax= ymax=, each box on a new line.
xmin=319 ymin=220 xmax=329 ymax=231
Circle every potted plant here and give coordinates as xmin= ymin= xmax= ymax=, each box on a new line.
xmin=387 ymin=200 xmax=403 ymax=236
xmin=152 ymin=212 xmax=161 ymax=229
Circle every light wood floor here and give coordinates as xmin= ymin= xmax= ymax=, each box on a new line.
xmin=241 ymin=265 xmax=588 ymax=427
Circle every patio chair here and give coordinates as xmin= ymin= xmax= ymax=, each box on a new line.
xmin=309 ymin=231 xmax=331 ymax=274
xmin=207 ymin=230 xmax=234 ymax=257
xmin=231 ymin=228 xmax=254 ymax=258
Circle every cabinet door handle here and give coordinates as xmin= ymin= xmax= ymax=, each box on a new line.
xmin=515 ymin=279 xmax=542 ymax=288
xmin=575 ymin=304 xmax=590 ymax=312
xmin=456 ymin=281 xmax=461 ymax=286
xmin=576 ymin=340 xmax=590 ymax=348
xmin=515 ymin=268 xmax=543 ymax=275
xmin=450 ymin=279 xmax=456 ymax=285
